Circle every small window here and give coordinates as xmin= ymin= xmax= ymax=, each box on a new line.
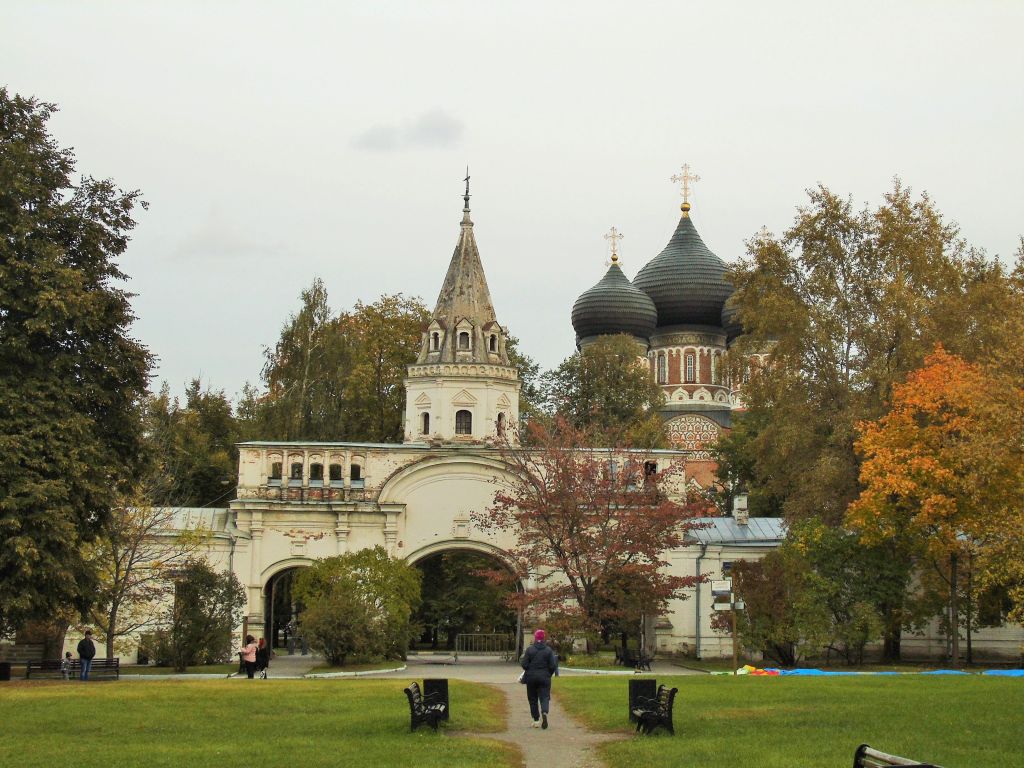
xmin=712 ymin=353 xmax=720 ymax=385
xmin=657 ymin=353 xmax=667 ymax=384
xmin=722 ymin=561 xmax=733 ymax=576
xmin=350 ymin=464 xmax=362 ymax=482
xmin=310 ymin=463 xmax=323 ymax=481
xmin=685 ymin=352 xmax=696 ymax=383
xmin=489 ymin=334 xmax=497 ymax=352
xmin=458 ymin=331 xmax=470 ymax=350
xmin=329 ymin=463 xmax=343 ymax=482
xmin=270 ymin=462 xmax=282 ymax=480
xmin=290 ymin=463 xmax=303 ymax=480
xmin=496 ymin=411 xmax=505 ymax=437
xmin=422 ymin=412 xmax=430 ymax=434
xmin=644 ymin=461 xmax=658 ymax=477
xmin=431 ymin=332 xmax=439 ymax=351
xmin=455 ymin=409 xmax=472 ymax=435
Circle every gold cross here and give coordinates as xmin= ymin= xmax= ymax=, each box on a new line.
xmin=670 ymin=163 xmax=701 ymax=204
xmin=604 ymin=226 xmax=624 ymax=263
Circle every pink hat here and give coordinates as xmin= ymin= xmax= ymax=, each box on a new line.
xmin=534 ymin=629 xmax=546 ymax=641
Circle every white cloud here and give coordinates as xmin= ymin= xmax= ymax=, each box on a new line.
xmin=352 ymin=109 xmax=464 ymax=152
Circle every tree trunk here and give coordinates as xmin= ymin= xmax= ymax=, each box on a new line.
xmin=965 ymin=559 xmax=973 ymax=666
xmin=882 ymin=625 xmax=901 ymax=662
xmin=106 ymin=606 xmax=118 ymax=659
xmin=950 ymin=552 xmax=959 ymax=668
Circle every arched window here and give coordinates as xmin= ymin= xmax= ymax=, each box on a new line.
xmin=329 ymin=463 xmax=343 ymax=484
xmin=270 ymin=462 xmax=282 ymax=484
xmin=496 ymin=411 xmax=505 ymax=436
xmin=455 ymin=409 xmax=472 ymax=435
xmin=350 ymin=464 xmax=362 ymax=481
xmin=422 ymin=412 xmax=430 ymax=434
xmin=685 ymin=352 xmax=696 ymax=383
xmin=458 ymin=331 xmax=470 ymax=350
xmin=712 ymin=353 xmax=720 ymax=385
xmin=656 ymin=353 xmax=667 ymax=384
xmin=489 ymin=334 xmax=497 ymax=352
xmin=431 ymin=332 xmax=439 ymax=351
xmin=290 ymin=462 xmax=303 ymax=480
xmin=310 ymin=463 xmax=324 ymax=481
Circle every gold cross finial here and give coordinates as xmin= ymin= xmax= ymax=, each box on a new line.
xmin=604 ymin=226 xmax=624 ymax=263
xmin=670 ymin=163 xmax=701 ymax=213
xmin=756 ymin=225 xmax=772 ymax=242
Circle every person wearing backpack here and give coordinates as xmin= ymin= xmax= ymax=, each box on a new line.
xmin=520 ymin=629 xmax=558 ymax=729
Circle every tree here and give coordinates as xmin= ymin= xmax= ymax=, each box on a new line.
xmin=246 ymin=286 xmax=429 ymax=442
xmin=145 ymin=380 xmax=239 ymax=507
xmin=723 ymin=549 xmax=833 ymax=667
xmin=848 ymin=346 xmax=1024 ymax=662
xmin=342 ymin=294 xmax=430 ymax=442
xmin=167 ymin=559 xmax=245 ymax=671
xmin=540 ymin=334 xmax=665 ymax=447
xmin=473 ymin=418 xmax=709 ymax=650
xmin=0 ymin=89 xmax=151 ymax=635
xmin=87 ymin=498 xmax=207 ymax=659
xmin=293 ymin=547 xmax=422 ymax=664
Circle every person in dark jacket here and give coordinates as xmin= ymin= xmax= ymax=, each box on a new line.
xmin=520 ymin=629 xmax=558 ymax=729
xmin=255 ymin=638 xmax=271 ymax=679
xmin=77 ymin=629 xmax=96 ymax=681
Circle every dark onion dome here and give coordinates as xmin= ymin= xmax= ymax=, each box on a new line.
xmin=571 ymin=261 xmax=658 ymax=341
xmin=633 ymin=203 xmax=733 ymax=327
xmin=721 ymin=294 xmax=743 ymax=341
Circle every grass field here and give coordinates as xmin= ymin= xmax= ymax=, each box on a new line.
xmin=557 ymin=674 xmax=1024 ymax=768
xmin=0 ymin=679 xmax=515 ymax=768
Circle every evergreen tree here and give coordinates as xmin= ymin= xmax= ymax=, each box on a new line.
xmin=0 ymin=90 xmax=151 ymax=634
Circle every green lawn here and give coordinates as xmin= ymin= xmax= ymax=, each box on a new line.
xmin=0 ymin=679 xmax=515 ymax=768
xmin=557 ymin=674 xmax=1024 ymax=768
xmin=122 ymin=663 xmax=236 ymax=675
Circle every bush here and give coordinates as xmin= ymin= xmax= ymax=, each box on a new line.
xmin=294 ymin=547 xmax=421 ymax=665
xmin=167 ymin=560 xmax=245 ymax=671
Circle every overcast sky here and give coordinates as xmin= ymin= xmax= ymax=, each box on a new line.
xmin=5 ymin=2 xmax=1023 ymax=402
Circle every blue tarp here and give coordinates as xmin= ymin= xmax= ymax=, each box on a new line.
xmin=920 ymin=669 xmax=970 ymax=675
xmin=982 ymin=669 xmax=1024 ymax=677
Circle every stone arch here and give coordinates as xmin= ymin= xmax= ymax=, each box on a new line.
xmin=260 ymin=556 xmax=314 ymax=592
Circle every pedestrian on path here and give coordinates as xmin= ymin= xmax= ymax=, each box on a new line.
xmin=240 ymin=635 xmax=258 ymax=679
xmin=520 ymin=629 xmax=558 ymax=729
xmin=77 ymin=629 xmax=96 ymax=681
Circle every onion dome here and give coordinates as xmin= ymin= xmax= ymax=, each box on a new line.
xmin=633 ymin=202 xmax=733 ymax=328
xmin=571 ymin=259 xmax=658 ymax=342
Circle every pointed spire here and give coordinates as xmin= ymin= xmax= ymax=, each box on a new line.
xmin=417 ymin=178 xmax=508 ymax=365
xmin=462 ymin=166 xmax=472 ymax=226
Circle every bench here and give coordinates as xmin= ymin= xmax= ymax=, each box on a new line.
xmin=616 ymin=648 xmax=653 ymax=671
xmin=403 ymin=681 xmax=448 ymax=731
xmin=854 ymin=744 xmax=942 ymax=768
xmin=631 ymin=683 xmax=677 ymax=735
xmin=26 ymin=658 xmax=120 ymax=680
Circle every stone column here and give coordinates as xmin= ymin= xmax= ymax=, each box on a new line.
xmin=335 ymin=510 xmax=350 ymax=555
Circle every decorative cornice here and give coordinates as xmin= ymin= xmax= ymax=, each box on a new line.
xmin=406 ymin=363 xmax=519 ymax=380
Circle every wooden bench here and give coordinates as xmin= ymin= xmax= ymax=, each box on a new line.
xmin=26 ymin=658 xmax=120 ymax=680
xmin=616 ymin=648 xmax=653 ymax=671
xmin=403 ymin=681 xmax=448 ymax=731
xmin=631 ymin=683 xmax=677 ymax=735
xmin=854 ymin=744 xmax=942 ymax=768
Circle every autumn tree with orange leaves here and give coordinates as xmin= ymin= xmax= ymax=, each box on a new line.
xmin=848 ymin=346 xmax=1024 ymax=665
xmin=473 ymin=418 xmax=711 ymax=653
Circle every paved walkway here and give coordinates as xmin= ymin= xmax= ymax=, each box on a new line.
xmin=379 ymin=656 xmax=695 ymax=768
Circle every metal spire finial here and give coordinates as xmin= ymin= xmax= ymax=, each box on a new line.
xmin=463 ymin=167 xmax=471 ymax=210
xmin=670 ymin=163 xmax=701 ymax=214
xmin=604 ymin=226 xmax=624 ymax=264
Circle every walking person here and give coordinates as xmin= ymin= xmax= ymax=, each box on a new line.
xmin=240 ymin=635 xmax=258 ymax=679
xmin=255 ymin=638 xmax=271 ymax=679
xmin=77 ymin=629 xmax=96 ymax=681
xmin=520 ymin=629 xmax=558 ymax=729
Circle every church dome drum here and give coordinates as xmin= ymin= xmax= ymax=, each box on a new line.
xmin=633 ymin=207 xmax=733 ymax=328
xmin=571 ymin=261 xmax=658 ymax=342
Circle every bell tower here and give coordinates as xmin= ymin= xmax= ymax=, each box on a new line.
xmin=403 ymin=175 xmax=520 ymax=444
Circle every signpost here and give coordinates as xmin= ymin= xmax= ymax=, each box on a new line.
xmin=711 ymin=579 xmax=744 ymax=675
